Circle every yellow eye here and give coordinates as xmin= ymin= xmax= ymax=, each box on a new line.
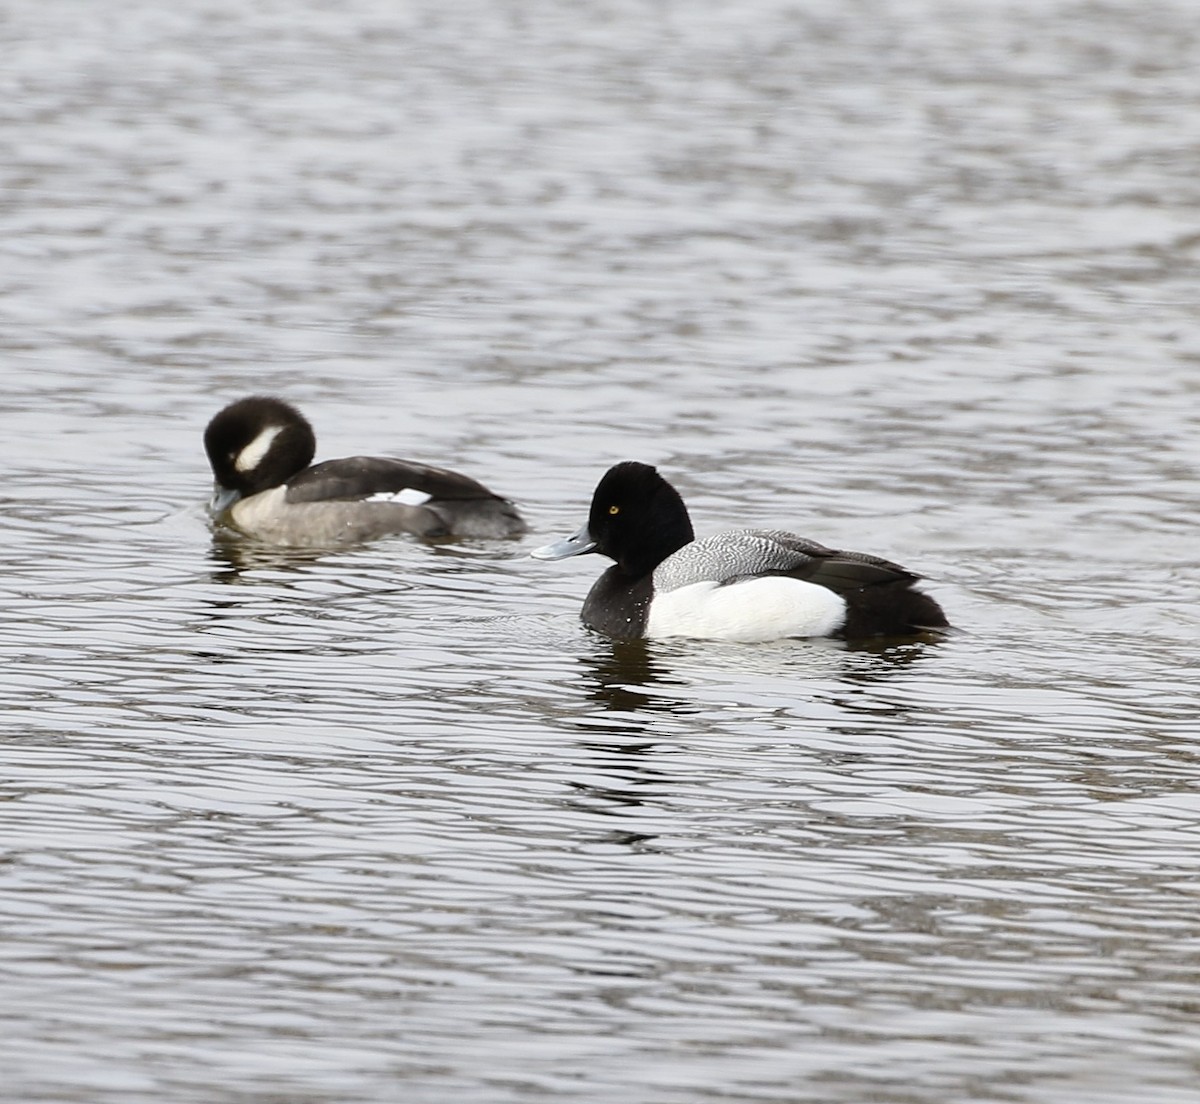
xmin=608 ymin=505 xmax=620 ymax=515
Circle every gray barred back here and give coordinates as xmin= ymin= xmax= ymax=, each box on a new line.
xmin=652 ymin=529 xmax=835 ymax=593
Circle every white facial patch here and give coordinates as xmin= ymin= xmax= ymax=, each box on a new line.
xmin=646 ymin=577 xmax=847 ymax=642
xmin=366 ymin=488 xmax=432 ymax=506
xmin=234 ymin=425 xmax=285 ymax=473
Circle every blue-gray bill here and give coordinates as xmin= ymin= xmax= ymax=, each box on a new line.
xmin=209 ymin=484 xmax=241 ymax=516
xmin=529 ymin=524 xmax=596 ymax=560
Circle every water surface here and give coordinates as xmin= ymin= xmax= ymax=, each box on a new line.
xmin=2 ymin=1 xmax=1199 ymax=1101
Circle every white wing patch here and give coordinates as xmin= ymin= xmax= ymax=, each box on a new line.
xmin=646 ymin=577 xmax=847 ymax=642
xmin=366 ymin=488 xmax=432 ymax=506
xmin=234 ymin=425 xmax=285 ymax=472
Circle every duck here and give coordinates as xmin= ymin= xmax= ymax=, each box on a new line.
xmin=203 ymin=396 xmax=526 ymax=545
xmin=530 ymin=461 xmax=948 ymax=642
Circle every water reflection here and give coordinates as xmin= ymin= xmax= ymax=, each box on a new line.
xmin=562 ymin=634 xmax=944 ymax=843
xmin=556 ymin=643 xmax=682 ymax=845
xmin=578 ymin=639 xmax=693 ymax=717
xmin=209 ymin=530 xmax=527 ymax=580
xmin=8 ymin=0 xmax=1200 ymax=1097
xmin=208 ymin=534 xmax=334 ymax=580
xmin=579 ymin=635 xmax=938 ymax=709
xmin=842 ymin=633 xmax=949 ymax=661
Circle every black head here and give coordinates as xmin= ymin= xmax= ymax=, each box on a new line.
xmin=203 ymin=396 xmax=316 ymax=495
xmin=586 ymin=461 xmax=695 ymax=575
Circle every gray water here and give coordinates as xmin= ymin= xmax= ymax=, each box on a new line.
xmin=3 ymin=1 xmax=1200 ymax=1101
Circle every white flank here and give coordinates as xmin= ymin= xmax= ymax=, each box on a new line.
xmin=366 ymin=487 xmax=432 ymax=506
xmin=234 ymin=425 xmax=285 ymax=472
xmin=645 ymin=577 xmax=847 ymax=643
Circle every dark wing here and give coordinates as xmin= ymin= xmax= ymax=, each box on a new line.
xmin=782 ymin=550 xmax=920 ymax=593
xmin=733 ymin=530 xmax=948 ymax=636
xmin=284 ymin=457 xmax=501 ymax=504
xmin=731 ymin=529 xmax=921 ymax=594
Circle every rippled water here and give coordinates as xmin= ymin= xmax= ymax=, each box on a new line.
xmin=3 ymin=1 xmax=1200 ymax=1101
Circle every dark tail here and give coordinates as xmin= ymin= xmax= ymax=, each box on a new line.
xmin=838 ymin=580 xmax=950 ymax=639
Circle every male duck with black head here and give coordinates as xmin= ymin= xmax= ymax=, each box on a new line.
xmin=532 ymin=461 xmax=948 ymax=642
xmin=204 ymin=396 xmax=526 ymax=546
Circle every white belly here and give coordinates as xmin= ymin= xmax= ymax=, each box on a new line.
xmin=645 ymin=577 xmax=847 ymax=642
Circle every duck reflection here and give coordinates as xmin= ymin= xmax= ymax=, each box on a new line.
xmin=821 ymin=634 xmax=948 ymax=731
xmin=840 ymin=633 xmax=942 ymax=674
xmin=208 ymin=532 xmax=333 ymax=581
xmin=579 ymin=639 xmax=695 ymax=717
xmin=208 ymin=529 xmax=515 ymax=582
xmin=580 ymin=633 xmax=940 ymax=705
xmin=561 ymin=641 xmax=697 ymax=846
xmin=563 ymin=632 xmax=945 ymax=839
